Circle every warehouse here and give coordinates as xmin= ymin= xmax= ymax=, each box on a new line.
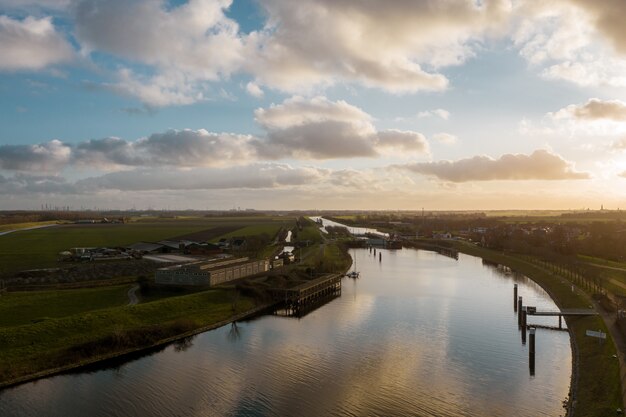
xmin=155 ymin=257 xmax=269 ymax=286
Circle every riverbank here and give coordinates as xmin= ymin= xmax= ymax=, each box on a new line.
xmin=0 ymin=289 xmax=268 ymax=390
xmin=444 ymin=241 xmax=622 ymax=417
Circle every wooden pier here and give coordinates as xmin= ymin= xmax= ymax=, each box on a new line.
xmin=526 ymin=307 xmax=597 ymax=329
xmin=270 ymin=274 xmax=342 ymax=316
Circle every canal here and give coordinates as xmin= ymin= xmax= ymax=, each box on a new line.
xmin=0 ymin=249 xmax=571 ymax=416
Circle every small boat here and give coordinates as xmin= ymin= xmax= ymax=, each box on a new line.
xmin=347 ymin=249 xmax=360 ymax=278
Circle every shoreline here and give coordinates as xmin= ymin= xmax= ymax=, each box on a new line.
xmin=0 ymin=302 xmax=275 ymax=391
xmin=445 ymin=243 xmax=599 ymax=417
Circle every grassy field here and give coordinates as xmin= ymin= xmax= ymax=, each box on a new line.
xmin=452 ymin=242 xmax=622 ymax=417
xmin=296 ymin=218 xmax=324 ymax=244
xmin=0 ymin=216 xmax=296 ymax=275
xmin=0 ymin=288 xmax=255 ymax=385
xmin=0 ymin=285 xmax=131 ymax=327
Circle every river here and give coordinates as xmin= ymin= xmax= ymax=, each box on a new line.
xmin=0 ymin=238 xmax=571 ymax=416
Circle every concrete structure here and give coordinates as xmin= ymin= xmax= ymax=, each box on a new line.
xmin=155 ymin=257 xmax=269 ymax=286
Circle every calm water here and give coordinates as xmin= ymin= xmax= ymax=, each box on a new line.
xmin=0 ymin=249 xmax=571 ymax=417
xmin=310 ymin=216 xmax=389 ymax=237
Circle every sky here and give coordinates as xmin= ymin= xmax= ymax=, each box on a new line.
xmin=1 ymin=0 xmax=626 ymax=211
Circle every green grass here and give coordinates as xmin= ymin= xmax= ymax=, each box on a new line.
xmin=296 ymin=220 xmax=323 ymax=244
xmin=0 ymin=285 xmax=131 ymax=327
xmin=0 ymin=216 xmax=296 ymax=275
xmin=0 ymin=289 xmax=255 ymax=384
xmin=452 ymin=242 xmax=622 ymax=417
xmin=214 ymin=223 xmax=286 ymax=241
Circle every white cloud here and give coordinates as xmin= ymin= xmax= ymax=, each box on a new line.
xmin=74 ymin=129 xmax=256 ymax=169
xmin=1 ymin=97 xmax=429 ymax=173
xmin=76 ymin=163 xmax=328 ymax=191
xmin=612 ymin=138 xmax=626 ymax=151
xmin=513 ymin=1 xmax=626 ymax=88
xmin=0 ymin=173 xmax=75 ymax=195
xmin=0 ymin=15 xmax=73 ymax=71
xmin=553 ymin=98 xmax=626 ymax=121
xmin=418 ymin=109 xmax=451 ymax=120
xmin=245 ymin=82 xmax=264 ymax=98
xmin=245 ymin=0 xmax=510 ymax=93
xmin=0 ymin=140 xmax=71 ymax=172
xmin=433 ymin=133 xmax=458 ymax=144
xmin=254 ymin=96 xmax=429 ymax=159
xmin=73 ymin=0 xmax=244 ymax=106
xmin=398 ymin=149 xmax=590 ymax=182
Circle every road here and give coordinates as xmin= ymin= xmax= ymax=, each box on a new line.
xmin=0 ymin=224 xmax=59 ymax=237
xmin=127 ymin=284 xmax=140 ymax=306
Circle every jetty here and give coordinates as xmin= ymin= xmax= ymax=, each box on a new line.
xmin=270 ymin=273 xmax=342 ymax=316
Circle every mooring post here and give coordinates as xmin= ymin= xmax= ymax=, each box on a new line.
xmin=521 ymin=307 xmax=527 ymax=345
xmin=518 ymin=296 xmax=523 ymax=326
xmin=529 ymin=327 xmax=536 ymax=376
xmin=559 ymin=315 xmax=562 ymax=329
xmin=379 ymin=253 xmax=382 ymax=262
xmin=514 ymin=284 xmax=518 ymax=312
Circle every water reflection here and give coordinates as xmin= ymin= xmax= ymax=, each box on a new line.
xmin=0 ymin=249 xmax=571 ymax=417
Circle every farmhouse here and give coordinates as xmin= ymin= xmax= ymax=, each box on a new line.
xmin=155 ymin=257 xmax=269 ymax=286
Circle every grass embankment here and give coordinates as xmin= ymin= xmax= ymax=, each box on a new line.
xmin=452 ymin=242 xmax=621 ymax=417
xmin=0 ymin=285 xmax=131 ymax=327
xmin=0 ymin=288 xmax=256 ymax=387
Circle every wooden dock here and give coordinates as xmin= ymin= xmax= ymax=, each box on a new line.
xmin=527 ymin=308 xmax=597 ymax=317
xmin=526 ymin=307 xmax=597 ymax=329
xmin=270 ymin=274 xmax=342 ymax=316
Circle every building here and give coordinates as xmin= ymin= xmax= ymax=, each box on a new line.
xmin=155 ymin=257 xmax=269 ymax=286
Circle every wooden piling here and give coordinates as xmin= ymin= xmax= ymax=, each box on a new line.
xmin=514 ymin=284 xmax=518 ymax=312
xmin=559 ymin=315 xmax=562 ymax=329
xmin=518 ymin=296 xmax=523 ymax=325
xmin=521 ymin=308 xmax=527 ymax=345
xmin=379 ymin=253 xmax=382 ymax=262
xmin=529 ymin=327 xmax=536 ymax=376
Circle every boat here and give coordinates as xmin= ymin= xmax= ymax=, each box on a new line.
xmin=347 ymin=249 xmax=360 ymax=278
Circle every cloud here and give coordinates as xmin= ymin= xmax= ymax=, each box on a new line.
xmin=0 ymin=173 xmax=75 ymax=195
xmin=254 ymin=96 xmax=429 ymax=159
xmin=433 ymin=133 xmax=458 ymax=145
xmin=418 ymin=109 xmax=451 ymax=120
xmin=73 ymin=0 xmax=244 ymax=106
xmin=0 ymin=140 xmax=71 ymax=172
xmin=554 ymin=98 xmax=626 ymax=121
xmin=565 ymin=0 xmax=626 ymax=55
xmin=0 ymin=15 xmax=74 ymax=71
xmin=74 ymin=129 xmax=256 ymax=169
xmin=620 ymin=171 xmax=626 ymax=178
xmin=612 ymin=138 xmax=626 ymax=150
xmin=0 ymin=0 xmax=69 ymax=9
xmin=245 ymin=82 xmax=264 ymax=98
xmin=75 ymin=164 xmax=328 ymax=191
xmin=1 ymin=97 xmax=429 ymax=173
xmin=245 ymin=0 xmax=510 ymax=93
xmin=512 ymin=1 xmax=626 ymax=88
xmin=398 ymin=149 xmax=590 ymax=182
